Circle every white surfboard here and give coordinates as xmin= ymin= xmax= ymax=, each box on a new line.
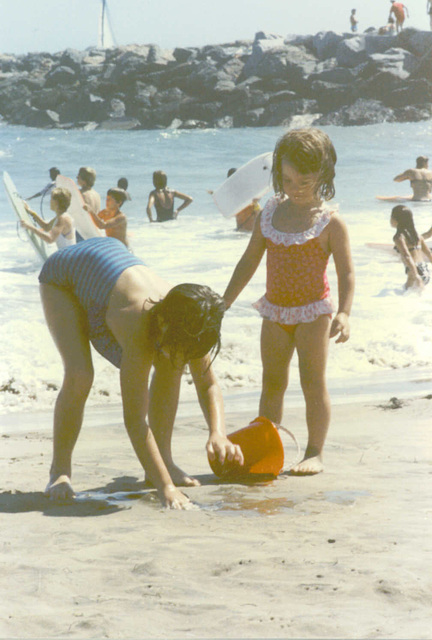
xmin=375 ymin=195 xmax=431 ymax=203
xmin=56 ymin=175 xmax=102 ymax=240
xmin=3 ymin=171 xmax=49 ymax=263
xmin=212 ymin=152 xmax=273 ymax=218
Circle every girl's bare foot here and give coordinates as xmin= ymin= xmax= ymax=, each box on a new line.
xmin=45 ymin=474 xmax=75 ymax=501
xmin=290 ymin=454 xmax=324 ymax=476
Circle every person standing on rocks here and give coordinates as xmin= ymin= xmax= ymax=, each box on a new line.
xmin=393 ymin=156 xmax=432 ymax=202
xmin=389 ymin=0 xmax=409 ymax=32
xmin=350 ymin=9 xmax=359 ymax=32
xmin=146 ymin=170 xmax=193 ymax=222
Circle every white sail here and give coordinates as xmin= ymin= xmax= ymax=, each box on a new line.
xmin=98 ymin=0 xmax=115 ymax=49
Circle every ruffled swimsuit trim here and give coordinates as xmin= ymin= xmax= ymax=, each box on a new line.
xmin=253 ymin=194 xmax=336 ymax=325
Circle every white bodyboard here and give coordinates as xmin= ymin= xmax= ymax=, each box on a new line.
xmin=213 ymin=152 xmax=273 ymax=218
xmin=56 ymin=175 xmax=102 ymax=240
xmin=3 ymin=171 xmax=49 ymax=263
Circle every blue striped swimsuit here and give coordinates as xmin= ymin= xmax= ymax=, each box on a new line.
xmin=39 ymin=237 xmax=145 ymax=367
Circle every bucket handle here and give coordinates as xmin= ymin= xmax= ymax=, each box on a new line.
xmin=277 ymin=425 xmax=302 ymax=472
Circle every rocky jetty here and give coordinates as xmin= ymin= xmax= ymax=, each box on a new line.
xmin=1 ymin=28 xmax=431 ymax=130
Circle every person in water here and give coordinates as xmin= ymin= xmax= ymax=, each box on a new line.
xmin=393 ymin=156 xmax=432 ymax=201
xmin=146 ymin=171 xmax=193 ymax=222
xmin=87 ymin=188 xmax=129 ymax=248
xmin=77 ymin=167 xmax=101 ymax=216
xmin=27 ymin=167 xmax=60 ymax=201
xmin=22 ymin=187 xmax=75 ymax=249
xmin=38 ymin=236 xmax=244 ymax=509
xmin=223 ymin=128 xmax=354 ymax=476
xmin=391 ymin=205 xmax=432 ymax=288
xmin=117 ymin=177 xmax=131 ymax=200
xmin=208 ymin=168 xmax=261 ymax=232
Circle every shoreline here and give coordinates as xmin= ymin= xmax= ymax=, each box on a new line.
xmin=1 ymin=395 xmax=430 ymax=638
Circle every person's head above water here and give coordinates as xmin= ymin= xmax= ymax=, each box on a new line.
xmin=148 ymin=283 xmax=225 ymax=367
xmin=50 ymin=187 xmax=71 ymax=214
xmin=416 ymin=156 xmax=429 ymax=169
xmin=117 ymin=177 xmax=128 ymax=190
xmin=77 ymin=167 xmax=97 ymax=188
xmin=153 ymin=170 xmax=168 ymax=190
xmin=227 ymin=168 xmax=237 ymax=178
xmin=107 ymin=187 xmax=127 ymax=207
xmin=49 ymin=167 xmax=60 ymax=181
xmin=272 ymin=127 xmax=337 ymax=201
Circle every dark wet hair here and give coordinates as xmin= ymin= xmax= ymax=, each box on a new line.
xmin=107 ymin=187 xmax=127 ymax=206
xmin=153 ymin=170 xmax=167 ymax=190
xmin=391 ymin=205 xmax=419 ymax=246
xmin=416 ymin=156 xmax=429 ymax=169
xmin=49 ymin=167 xmax=60 ymax=180
xmin=51 ymin=187 xmax=71 ymax=213
xmin=78 ymin=167 xmax=96 ymax=188
xmin=272 ymin=127 xmax=337 ymax=201
xmin=148 ymin=283 xmax=225 ymax=367
xmin=227 ymin=168 xmax=237 ymax=178
xmin=117 ymin=177 xmax=128 ymax=190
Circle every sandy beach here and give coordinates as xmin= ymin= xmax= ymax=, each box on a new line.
xmin=0 ymin=394 xmax=431 ymax=640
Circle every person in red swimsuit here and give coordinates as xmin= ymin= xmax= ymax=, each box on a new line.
xmin=223 ymin=128 xmax=355 ymax=476
xmin=389 ymin=0 xmax=409 ymax=32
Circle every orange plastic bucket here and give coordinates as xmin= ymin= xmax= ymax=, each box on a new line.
xmin=209 ymin=416 xmax=286 ymax=479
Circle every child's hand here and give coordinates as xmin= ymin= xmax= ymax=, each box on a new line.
xmin=207 ymin=434 xmax=244 ymax=467
xmin=330 ymin=312 xmax=350 ymax=343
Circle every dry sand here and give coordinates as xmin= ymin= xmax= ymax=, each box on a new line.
xmin=0 ymin=395 xmax=431 ymax=640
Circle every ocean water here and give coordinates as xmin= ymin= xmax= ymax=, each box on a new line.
xmin=1 ymin=119 xmax=432 ymax=416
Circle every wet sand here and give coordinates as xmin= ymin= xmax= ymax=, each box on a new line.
xmin=0 ymin=395 xmax=431 ymax=639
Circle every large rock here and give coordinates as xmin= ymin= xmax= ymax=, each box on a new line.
xmin=317 ymin=98 xmax=395 ymax=125
xmin=312 ymin=32 xmax=346 ymax=61
xmin=396 ymin=28 xmax=432 ymax=56
xmin=44 ymin=65 xmax=77 ymax=87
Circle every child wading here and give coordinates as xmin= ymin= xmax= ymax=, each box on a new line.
xmin=223 ymin=128 xmax=355 ymax=475
xmin=391 ymin=204 xmax=432 ymax=289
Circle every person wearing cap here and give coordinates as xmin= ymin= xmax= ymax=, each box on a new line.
xmin=393 ymin=156 xmax=432 ymax=201
xmin=389 ymin=0 xmax=409 ymax=32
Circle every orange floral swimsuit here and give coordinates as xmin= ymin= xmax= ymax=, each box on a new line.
xmin=253 ymin=195 xmax=335 ymax=326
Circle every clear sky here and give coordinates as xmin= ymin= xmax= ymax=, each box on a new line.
xmin=0 ymin=0 xmax=429 ymax=55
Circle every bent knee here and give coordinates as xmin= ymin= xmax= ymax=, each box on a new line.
xmin=62 ymin=367 xmax=94 ymax=396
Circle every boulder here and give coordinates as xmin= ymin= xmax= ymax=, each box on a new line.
xmin=396 ymin=28 xmax=432 ymax=56
xmin=317 ymin=98 xmax=395 ymax=126
xmin=336 ymin=36 xmax=368 ymax=68
xmin=312 ymin=31 xmax=346 ymax=61
xmin=44 ymin=65 xmax=77 ymax=87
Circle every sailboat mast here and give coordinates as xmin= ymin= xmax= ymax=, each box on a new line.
xmin=101 ymin=0 xmax=106 ymax=48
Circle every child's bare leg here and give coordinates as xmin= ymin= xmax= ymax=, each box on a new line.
xmin=259 ymin=319 xmax=296 ymax=424
xmin=40 ymin=284 xmax=94 ymax=499
xmin=148 ymin=355 xmax=199 ymax=486
xmin=291 ymin=315 xmax=331 ymax=475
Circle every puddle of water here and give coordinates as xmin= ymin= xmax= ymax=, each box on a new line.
xmin=322 ymin=490 xmax=371 ymax=505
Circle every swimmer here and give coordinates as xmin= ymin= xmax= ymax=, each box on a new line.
xmin=146 ymin=171 xmax=193 ymax=222
xmin=77 ymin=167 xmax=101 ymax=216
xmin=22 ymin=187 xmax=75 ymax=249
xmin=87 ymin=187 xmax=129 ymax=248
xmin=393 ymin=156 xmax=432 ymax=202
xmin=391 ymin=205 xmax=432 ymax=288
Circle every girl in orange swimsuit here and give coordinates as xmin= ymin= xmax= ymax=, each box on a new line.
xmin=223 ymin=128 xmax=355 ymax=476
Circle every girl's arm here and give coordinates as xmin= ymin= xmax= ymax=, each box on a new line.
xmin=119 ymin=345 xmax=190 ymax=509
xmin=328 ymin=215 xmax=355 ymax=343
xmin=21 ymin=218 xmax=64 ymax=244
xmin=394 ymin=235 xmax=423 ymax=285
xmin=420 ymin=236 xmax=432 ymax=262
xmin=173 ymin=191 xmax=193 ymax=216
xmin=146 ymin=193 xmax=155 ymax=222
xmin=189 ymin=357 xmax=244 ymax=467
xmin=24 ymin=204 xmax=55 ymax=231
xmin=89 ymin=211 xmax=126 ymax=230
xmin=223 ymin=214 xmax=266 ymax=309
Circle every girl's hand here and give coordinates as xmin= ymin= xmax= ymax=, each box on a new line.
xmin=21 ymin=220 xmax=30 ymax=230
xmin=330 ymin=312 xmax=350 ymax=343
xmin=161 ymin=484 xmax=193 ymax=510
xmin=207 ymin=434 xmax=244 ymax=467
